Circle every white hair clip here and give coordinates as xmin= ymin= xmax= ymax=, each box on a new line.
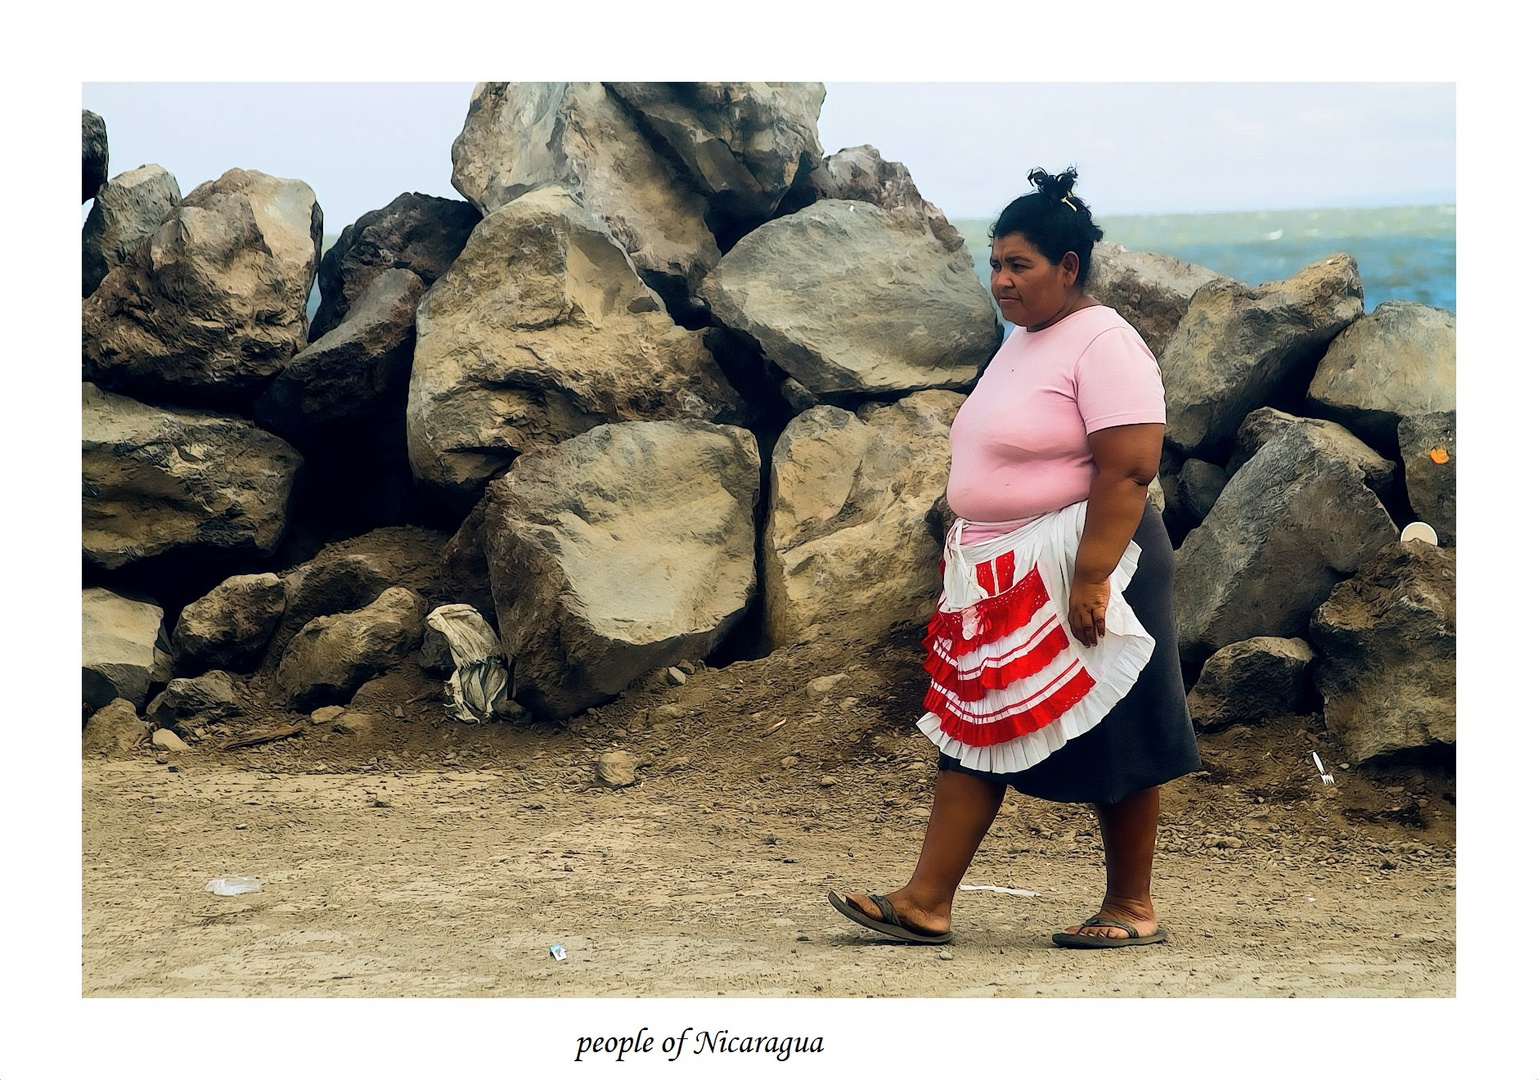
xmin=1061 ymin=194 xmax=1077 ymax=210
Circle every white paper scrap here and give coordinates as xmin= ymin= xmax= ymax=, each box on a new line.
xmin=959 ymin=884 xmax=1040 ymax=897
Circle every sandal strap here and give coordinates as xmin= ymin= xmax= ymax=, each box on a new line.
xmin=1079 ymin=915 xmax=1138 ymax=938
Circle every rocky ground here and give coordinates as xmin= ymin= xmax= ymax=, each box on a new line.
xmin=81 ymin=626 xmax=1454 ymax=1000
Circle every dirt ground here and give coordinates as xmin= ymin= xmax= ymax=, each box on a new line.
xmin=81 ymin=627 xmax=1454 ymax=999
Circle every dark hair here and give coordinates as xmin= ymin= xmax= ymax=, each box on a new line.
xmin=989 ymin=167 xmax=1105 ymax=287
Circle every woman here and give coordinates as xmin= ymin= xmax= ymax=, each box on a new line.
xmin=829 ymin=167 xmax=1201 ymax=948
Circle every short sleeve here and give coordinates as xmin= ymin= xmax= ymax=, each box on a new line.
xmin=1074 ymin=326 xmax=1166 ymax=433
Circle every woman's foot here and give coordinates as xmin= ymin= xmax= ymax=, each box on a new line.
xmin=1059 ymin=898 xmax=1160 ymax=941
xmin=839 ymin=889 xmax=952 ymax=938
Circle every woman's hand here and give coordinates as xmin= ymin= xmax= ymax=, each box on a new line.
xmin=1068 ymin=572 xmax=1111 ymax=647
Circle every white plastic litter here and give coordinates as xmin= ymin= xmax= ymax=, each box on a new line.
xmin=1400 ymin=522 xmax=1439 ymax=545
xmin=1311 ymin=752 xmax=1335 ymax=785
xmin=426 ymin=605 xmax=509 ymax=724
xmin=550 ymin=943 xmax=567 ymax=961
xmin=205 ymin=877 xmax=261 ymax=895
xmin=959 ymin=884 xmax=1041 ymax=897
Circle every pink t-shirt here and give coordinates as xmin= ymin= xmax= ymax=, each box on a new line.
xmin=947 ymin=305 xmax=1165 ymax=535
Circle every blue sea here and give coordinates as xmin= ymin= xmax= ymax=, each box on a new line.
xmin=957 ymin=204 xmax=1455 ymax=314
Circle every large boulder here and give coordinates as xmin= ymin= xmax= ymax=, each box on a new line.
xmin=407 ymin=186 xmax=745 ymax=509
xmin=172 ymin=572 xmax=286 ymax=674
xmin=83 ymin=110 xmax=108 ymax=202
xmin=1225 ymin=407 xmax=1396 ymax=498
xmin=145 ymin=671 xmax=243 ymax=733
xmin=83 ymin=698 xmax=144 ymax=754
xmin=1174 ymin=421 xmax=1398 ymax=663
xmin=1398 ymin=411 xmax=1457 ymax=545
xmin=606 ymin=81 xmax=824 ymax=244
xmin=82 ymin=587 xmax=172 ymax=710
xmin=82 ymin=168 xmax=322 ymax=406
xmin=1310 ymin=541 xmax=1455 ymax=764
xmin=1305 ymin=301 xmax=1456 ymax=456
xmin=1186 ymin=636 xmax=1315 ymax=730
xmin=482 ymin=420 xmax=760 ymax=720
xmin=450 ymin=82 xmax=720 ymax=313
xmin=699 ymin=200 xmax=999 ymax=404
xmin=762 ymin=390 xmax=963 ymax=649
xmin=799 ymin=143 xmax=967 ymax=257
xmin=82 ymin=383 xmax=303 ymax=571
xmin=82 ymin=164 xmax=182 ymax=297
xmin=1086 ymin=242 xmax=1231 ymax=361
xmin=256 ymin=267 xmax=425 ymax=436
xmin=1162 ymin=254 xmax=1363 ymax=459
xmin=264 ymin=527 xmax=448 ymax=666
xmin=309 ymin=192 xmax=480 ymax=341
xmin=275 ymin=586 xmax=425 ymax=709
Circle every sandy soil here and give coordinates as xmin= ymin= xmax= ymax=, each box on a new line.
xmin=81 ymin=629 xmax=1454 ymax=999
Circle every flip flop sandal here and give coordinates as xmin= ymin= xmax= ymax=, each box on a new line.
xmin=1051 ymin=915 xmax=1169 ymax=949
xmin=827 ymin=890 xmax=954 ymax=945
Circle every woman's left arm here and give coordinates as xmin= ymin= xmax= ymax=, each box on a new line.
xmin=1068 ymin=422 xmax=1165 ymax=647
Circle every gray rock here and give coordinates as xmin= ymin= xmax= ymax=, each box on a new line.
xmin=1398 ymin=411 xmax=1456 ymax=545
xmin=83 ymin=168 xmax=322 ymax=406
xmin=451 ymin=82 xmax=720 ymax=311
xmin=763 ymin=391 xmax=963 ymax=649
xmin=1305 ymin=301 xmax=1455 ymax=455
xmin=151 ymin=727 xmax=190 ymax=751
xmin=1186 ymin=637 xmax=1315 ymax=729
xmin=1162 ymin=254 xmax=1364 ymax=458
xmin=275 ymin=586 xmax=426 ymax=709
xmin=1310 ymin=541 xmax=1455 ymax=764
xmin=1085 ymin=243 xmax=1231 ymax=360
xmin=82 ymin=164 xmax=182 ymax=297
xmin=606 ymin=81 xmax=824 ymax=240
xmin=255 ymin=267 xmax=425 ymax=435
xmin=407 ymin=186 xmax=745 ymax=508
xmin=83 ymin=110 xmax=108 ymax=202
xmin=310 ymin=191 xmax=480 ymax=340
xmin=699 ymin=200 xmax=999 ymax=403
xmin=83 ymin=587 xmax=171 ymax=711
xmin=596 ymin=750 xmax=640 ymax=787
xmin=172 ymin=573 xmax=286 ymax=674
xmin=1175 ymin=458 xmax=1228 ymax=529
xmin=1226 ymin=407 xmax=1396 ymax=498
xmin=82 ymin=383 xmax=303 ymax=570
xmin=83 ymin=698 xmax=145 ymax=754
xmin=145 ymin=671 xmax=242 ymax=732
xmin=801 ymin=144 xmax=967 ymax=257
xmin=1174 ymin=421 xmax=1398 ymax=663
xmin=266 ymin=527 xmax=447 ymax=665
xmin=483 ymin=420 xmax=760 ymax=720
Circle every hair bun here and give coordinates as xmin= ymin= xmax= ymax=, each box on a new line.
xmin=1027 ymin=166 xmax=1080 ymax=203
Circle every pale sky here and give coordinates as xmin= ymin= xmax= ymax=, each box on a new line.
xmin=80 ymin=81 xmax=1454 ymax=235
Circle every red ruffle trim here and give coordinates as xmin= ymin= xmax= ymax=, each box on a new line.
xmin=924 ymin=666 xmax=1097 ymax=746
xmin=923 ymin=563 xmax=1050 ymax=659
xmin=923 ymin=622 xmax=1071 ymax=701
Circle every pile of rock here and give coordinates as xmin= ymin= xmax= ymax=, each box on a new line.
xmin=81 ymin=85 xmax=1454 ymax=769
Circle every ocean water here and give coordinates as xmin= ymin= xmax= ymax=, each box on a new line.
xmin=957 ymin=204 xmax=1456 ymax=314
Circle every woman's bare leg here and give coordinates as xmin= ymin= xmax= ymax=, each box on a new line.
xmin=1063 ymin=784 xmax=1161 ymax=938
xmin=842 ymin=766 xmax=1006 ymax=934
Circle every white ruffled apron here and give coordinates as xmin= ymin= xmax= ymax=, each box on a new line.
xmin=916 ymin=500 xmax=1155 ymax=774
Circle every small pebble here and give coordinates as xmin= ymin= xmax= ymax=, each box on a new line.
xmin=819 ymin=776 xmax=837 ymax=788
xmin=938 ymin=950 xmax=954 ymax=961
xmin=667 ymin=667 xmax=687 ymax=686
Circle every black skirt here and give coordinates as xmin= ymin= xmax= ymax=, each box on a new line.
xmin=937 ymin=500 xmax=1201 ymax=805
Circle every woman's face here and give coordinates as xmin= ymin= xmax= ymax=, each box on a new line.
xmin=989 ymin=232 xmax=1080 ymax=330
